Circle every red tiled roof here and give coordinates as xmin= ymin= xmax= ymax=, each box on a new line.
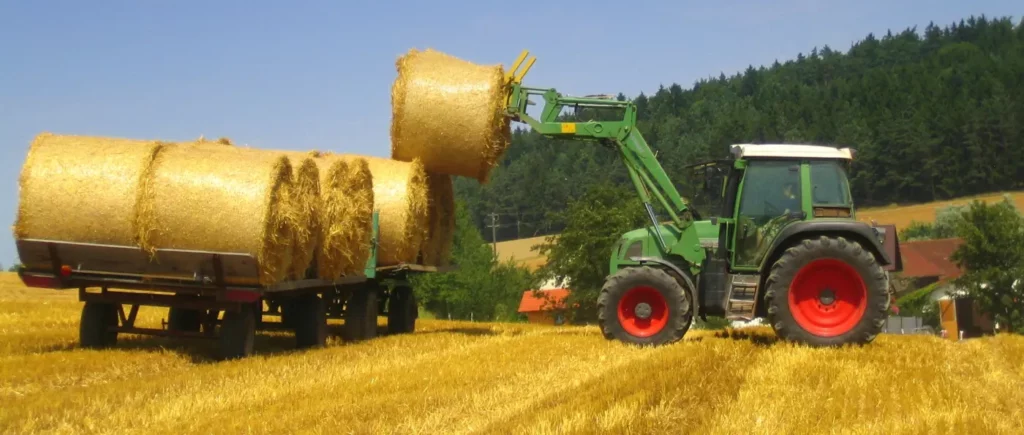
xmin=517 ymin=289 xmax=570 ymax=313
xmin=899 ymin=238 xmax=964 ymax=280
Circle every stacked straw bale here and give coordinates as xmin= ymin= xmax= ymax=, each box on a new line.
xmin=278 ymin=151 xmax=323 ymax=279
xmin=280 ymin=151 xmax=375 ymax=279
xmin=137 ymin=142 xmax=303 ymax=285
xmin=325 ymin=154 xmax=429 ymax=266
xmin=390 ymin=48 xmax=511 ymax=183
xmin=422 ymin=172 xmax=455 ymax=267
xmin=15 ymin=133 xmax=165 ymax=247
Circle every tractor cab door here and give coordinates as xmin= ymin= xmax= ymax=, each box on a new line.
xmin=731 ymin=159 xmax=805 ymax=269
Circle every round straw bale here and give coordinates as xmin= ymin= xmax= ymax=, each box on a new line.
xmin=279 ymin=151 xmax=322 ymax=279
xmin=390 ymin=48 xmax=511 ymax=183
xmin=422 ymin=172 xmax=455 ymax=267
xmin=324 ymin=154 xmax=429 ymax=266
xmin=279 ymin=151 xmax=375 ymax=279
xmin=137 ymin=143 xmax=297 ymax=285
xmin=15 ymin=133 xmax=164 ymax=247
xmin=319 ymin=157 xmax=374 ymax=277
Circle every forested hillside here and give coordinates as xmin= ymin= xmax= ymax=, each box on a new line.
xmin=456 ymin=16 xmax=1024 ymax=242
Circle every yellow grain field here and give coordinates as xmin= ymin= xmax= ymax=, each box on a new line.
xmin=857 ymin=191 xmax=1024 ymax=231
xmin=1 ymin=272 xmax=1023 ymax=434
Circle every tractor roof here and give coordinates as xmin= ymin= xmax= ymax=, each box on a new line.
xmin=730 ymin=144 xmax=854 ymax=161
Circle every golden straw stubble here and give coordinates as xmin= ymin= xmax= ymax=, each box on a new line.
xmin=137 ymin=143 xmax=297 ymax=286
xmin=15 ymin=133 xmax=164 ymax=250
xmin=422 ymin=172 xmax=455 ymax=267
xmin=390 ymin=48 xmax=511 ymax=183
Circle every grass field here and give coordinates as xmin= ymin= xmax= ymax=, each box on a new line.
xmin=2 ymin=273 xmax=1023 ymax=434
xmin=857 ymin=191 xmax=1024 ymax=231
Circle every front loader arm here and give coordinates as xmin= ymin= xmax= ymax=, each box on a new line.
xmin=502 ymin=52 xmax=705 ymax=269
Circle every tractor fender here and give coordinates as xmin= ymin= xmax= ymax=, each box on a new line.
xmin=631 ymin=257 xmax=699 ymax=314
xmin=759 ymin=221 xmax=893 ymax=271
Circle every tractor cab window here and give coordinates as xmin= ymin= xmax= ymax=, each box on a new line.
xmin=810 ymin=160 xmax=852 ymax=206
xmin=733 ymin=160 xmax=803 ymax=267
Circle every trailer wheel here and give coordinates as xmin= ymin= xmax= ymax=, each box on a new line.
xmin=168 ymin=307 xmax=202 ymax=332
xmin=343 ymin=288 xmax=378 ymax=342
xmin=219 ymin=305 xmax=256 ymax=360
xmin=387 ymin=287 xmax=417 ymax=335
xmin=80 ymin=302 xmax=119 ymax=349
xmin=293 ymin=293 xmax=328 ymax=349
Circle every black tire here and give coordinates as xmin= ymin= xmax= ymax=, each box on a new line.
xmin=343 ymin=288 xmax=379 ymax=342
xmin=80 ymin=302 xmax=119 ymax=349
xmin=293 ymin=294 xmax=328 ymax=349
xmin=387 ymin=287 xmax=417 ymax=335
xmin=280 ymin=301 xmax=296 ymax=328
xmin=219 ymin=305 xmax=256 ymax=360
xmin=597 ymin=266 xmax=693 ymax=346
xmin=168 ymin=307 xmax=202 ymax=332
xmin=765 ymin=235 xmax=889 ymax=347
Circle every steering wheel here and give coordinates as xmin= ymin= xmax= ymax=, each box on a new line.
xmin=764 ymin=200 xmax=780 ymax=216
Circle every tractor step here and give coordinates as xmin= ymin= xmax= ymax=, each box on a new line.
xmin=726 ymin=274 xmax=759 ymax=320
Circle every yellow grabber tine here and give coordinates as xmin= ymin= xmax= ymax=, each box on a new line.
xmin=515 ymin=56 xmax=536 ymax=83
xmin=506 ymin=50 xmax=529 ymax=83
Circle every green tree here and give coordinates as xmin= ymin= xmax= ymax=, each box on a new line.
xmin=413 ymin=200 xmax=539 ymax=322
xmin=536 ymin=183 xmax=646 ymax=323
xmin=951 ymin=198 xmax=1024 ymax=333
xmin=899 ymin=221 xmax=935 ymax=241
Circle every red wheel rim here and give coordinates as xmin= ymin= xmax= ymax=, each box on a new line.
xmin=617 ymin=286 xmax=669 ymax=337
xmin=788 ymin=258 xmax=868 ymax=337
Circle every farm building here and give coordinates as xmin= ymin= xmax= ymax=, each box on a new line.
xmin=517 ymin=288 xmax=569 ymax=325
xmin=896 ymin=237 xmax=995 ymax=339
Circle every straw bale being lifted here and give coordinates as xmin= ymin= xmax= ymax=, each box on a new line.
xmin=15 ymin=133 xmax=165 ymax=248
xmin=422 ymin=172 xmax=455 ymax=267
xmin=280 ymin=151 xmax=375 ymax=279
xmin=390 ymin=48 xmax=511 ymax=183
xmin=137 ymin=143 xmax=300 ymax=285
xmin=323 ymin=154 xmax=429 ymax=266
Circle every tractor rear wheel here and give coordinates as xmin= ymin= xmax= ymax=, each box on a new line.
xmin=597 ymin=266 xmax=693 ymax=346
xmin=765 ymin=236 xmax=888 ymax=346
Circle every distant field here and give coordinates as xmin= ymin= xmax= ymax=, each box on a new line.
xmin=1 ymin=272 xmax=1023 ymax=434
xmin=857 ymin=191 xmax=1024 ymax=231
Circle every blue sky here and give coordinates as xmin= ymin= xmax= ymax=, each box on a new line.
xmin=0 ymin=0 xmax=1019 ymax=267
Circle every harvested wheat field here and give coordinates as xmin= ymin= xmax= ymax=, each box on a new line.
xmin=857 ymin=191 xmax=1024 ymax=231
xmin=1 ymin=274 xmax=1023 ymax=434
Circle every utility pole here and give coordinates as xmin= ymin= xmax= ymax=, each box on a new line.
xmin=486 ymin=212 xmax=499 ymax=256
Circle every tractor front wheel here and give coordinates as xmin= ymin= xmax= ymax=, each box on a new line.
xmin=598 ymin=266 xmax=693 ymax=346
xmin=765 ymin=236 xmax=888 ymax=346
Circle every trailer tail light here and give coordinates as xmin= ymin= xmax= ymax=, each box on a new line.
xmin=60 ymin=265 xmax=72 ymax=277
xmin=223 ymin=289 xmax=261 ymax=303
xmin=20 ymin=273 xmax=60 ymax=289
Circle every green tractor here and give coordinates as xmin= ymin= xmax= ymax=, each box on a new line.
xmin=503 ymin=51 xmax=899 ymax=347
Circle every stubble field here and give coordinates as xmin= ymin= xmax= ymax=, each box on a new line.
xmin=1 ymin=272 xmax=1023 ymax=434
